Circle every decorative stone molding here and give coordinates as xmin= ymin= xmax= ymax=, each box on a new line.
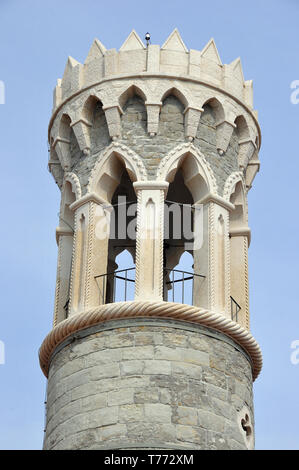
xmin=216 ymin=120 xmax=236 ymax=155
xmin=70 ymin=118 xmax=92 ymax=154
xmin=55 ymin=227 xmax=73 ymax=245
xmin=102 ymin=104 xmax=123 ymax=140
xmin=87 ymin=142 xmax=147 ymax=195
xmin=183 ymin=106 xmax=204 ymax=141
xmin=238 ymin=406 xmax=254 ymax=450
xmin=49 ymin=77 xmax=261 ymax=157
xmin=133 ymin=182 xmax=168 ymax=301
xmin=238 ymin=139 xmax=257 ymax=170
xmin=39 ymin=300 xmax=262 ymax=380
xmin=230 ymin=226 xmax=251 ymax=245
xmin=64 ymin=172 xmax=82 ymax=200
xmin=145 ymin=101 xmax=162 ymax=136
xmin=196 ymin=192 xmax=235 ymax=212
xmin=156 ymin=143 xmax=218 ymax=195
xmin=52 ymin=137 xmax=71 ymax=170
xmin=245 ymin=154 xmax=260 ymax=191
xmin=69 ymin=192 xmax=111 ymax=212
xmin=223 ymin=171 xmax=244 ymax=201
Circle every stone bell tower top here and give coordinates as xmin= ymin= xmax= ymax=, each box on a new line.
xmin=48 ymin=29 xmax=260 ymax=189
xmin=41 ymin=30 xmax=262 ymax=450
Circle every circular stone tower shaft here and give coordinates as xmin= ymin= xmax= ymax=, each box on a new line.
xmin=40 ymin=29 xmax=262 ymax=450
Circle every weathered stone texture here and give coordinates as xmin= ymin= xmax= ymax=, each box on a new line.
xmin=120 ymin=95 xmax=185 ymax=179
xmin=44 ymin=321 xmax=254 ymax=450
xmin=70 ymin=102 xmax=111 ymax=194
xmin=194 ymin=105 xmax=239 ymax=193
xmin=67 ymin=98 xmax=239 ymax=192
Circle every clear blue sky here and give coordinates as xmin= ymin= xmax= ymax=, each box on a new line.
xmin=0 ymin=0 xmax=298 ymax=450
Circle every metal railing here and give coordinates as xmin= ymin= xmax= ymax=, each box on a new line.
xmin=230 ymin=296 xmax=241 ymax=322
xmin=93 ymin=267 xmax=241 ymax=322
xmin=164 ymin=268 xmax=205 ymax=305
xmin=95 ymin=267 xmax=136 ymax=304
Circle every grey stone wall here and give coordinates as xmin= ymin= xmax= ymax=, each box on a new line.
xmin=44 ymin=319 xmax=254 ymax=450
xmin=71 ymin=102 xmax=111 ymax=194
xmin=68 ymin=98 xmax=239 ymax=194
xmin=193 ymin=105 xmax=239 ymax=193
xmin=120 ymin=95 xmax=185 ymax=179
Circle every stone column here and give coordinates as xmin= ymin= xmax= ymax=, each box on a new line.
xmin=53 ymin=227 xmax=73 ymax=326
xmin=230 ymin=227 xmax=251 ymax=329
xmin=194 ymin=195 xmax=233 ymax=317
xmin=133 ymin=181 xmax=169 ymax=301
xmin=68 ymin=194 xmax=111 ymax=314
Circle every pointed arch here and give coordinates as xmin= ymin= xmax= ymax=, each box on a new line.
xmin=87 ymin=143 xmax=147 ymax=201
xmin=157 ymin=143 xmax=217 ymax=201
xmin=223 ymin=171 xmax=244 ymax=201
xmin=59 ymin=113 xmax=72 ymax=140
xmin=234 ymin=115 xmax=250 ymax=141
xmin=118 ymin=84 xmax=147 ymax=109
xmin=229 ymin=179 xmax=247 ymax=228
xmin=200 ymin=96 xmax=226 ymax=124
xmin=64 ymin=172 xmax=82 ymax=201
xmin=160 ymin=86 xmax=190 ymax=109
xmin=81 ymin=94 xmax=102 ymax=124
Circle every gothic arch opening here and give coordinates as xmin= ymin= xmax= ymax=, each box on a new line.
xmin=121 ymin=87 xmax=147 ymax=145
xmin=83 ymin=95 xmax=110 ymax=153
xmin=158 ymin=93 xmax=185 ymax=145
xmin=163 ymin=164 xmax=206 ymax=306
xmin=104 ymin=167 xmax=137 ymax=304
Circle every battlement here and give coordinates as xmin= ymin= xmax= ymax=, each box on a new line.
xmin=53 ymin=29 xmax=254 ymax=111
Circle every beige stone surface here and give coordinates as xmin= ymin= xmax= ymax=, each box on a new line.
xmin=42 ymin=29 xmax=262 ymax=451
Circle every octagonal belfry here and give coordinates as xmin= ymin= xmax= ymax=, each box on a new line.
xmin=40 ymin=29 xmax=262 ymax=450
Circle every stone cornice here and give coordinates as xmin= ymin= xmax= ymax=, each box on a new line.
xmin=70 ymin=118 xmax=92 ymax=128
xmin=55 ymin=227 xmax=73 ymax=244
xmin=183 ymin=105 xmax=204 ymax=115
xmin=196 ymin=193 xmax=235 ymax=211
xmin=102 ymin=104 xmax=124 ymax=115
xmin=48 ymin=73 xmax=261 ymax=147
xmin=39 ymin=301 xmax=262 ymax=380
xmin=69 ymin=192 xmax=112 ymax=211
xmin=230 ymin=226 xmax=251 ymax=245
xmin=133 ymin=181 xmax=169 ymax=196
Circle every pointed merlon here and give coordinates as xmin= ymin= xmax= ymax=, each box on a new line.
xmin=201 ymin=38 xmax=222 ymax=64
xmin=230 ymin=57 xmax=245 ymax=82
xmin=162 ymin=28 xmax=188 ymax=53
xmin=62 ymin=56 xmax=82 ymax=81
xmin=119 ymin=30 xmax=145 ymax=51
xmin=85 ymin=38 xmax=106 ymax=63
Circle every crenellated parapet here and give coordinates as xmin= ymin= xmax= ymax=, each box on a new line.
xmin=48 ymin=29 xmax=260 ymax=195
xmin=53 ymin=30 xmax=255 ymax=110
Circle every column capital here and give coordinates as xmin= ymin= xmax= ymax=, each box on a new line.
xmin=195 ymin=192 xmax=235 ymax=211
xmin=69 ymin=192 xmax=112 ymax=212
xmin=229 ymin=226 xmax=251 ymax=245
xmin=133 ymin=181 xmax=169 ymax=196
xmin=55 ymin=226 xmax=73 ymax=245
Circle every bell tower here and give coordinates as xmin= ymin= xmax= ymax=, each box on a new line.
xmin=40 ymin=29 xmax=262 ymax=450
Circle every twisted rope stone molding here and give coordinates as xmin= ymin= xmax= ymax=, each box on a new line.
xmin=39 ymin=301 xmax=262 ymax=380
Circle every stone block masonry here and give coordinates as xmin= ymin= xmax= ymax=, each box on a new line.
xmin=44 ymin=319 xmax=253 ymax=450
